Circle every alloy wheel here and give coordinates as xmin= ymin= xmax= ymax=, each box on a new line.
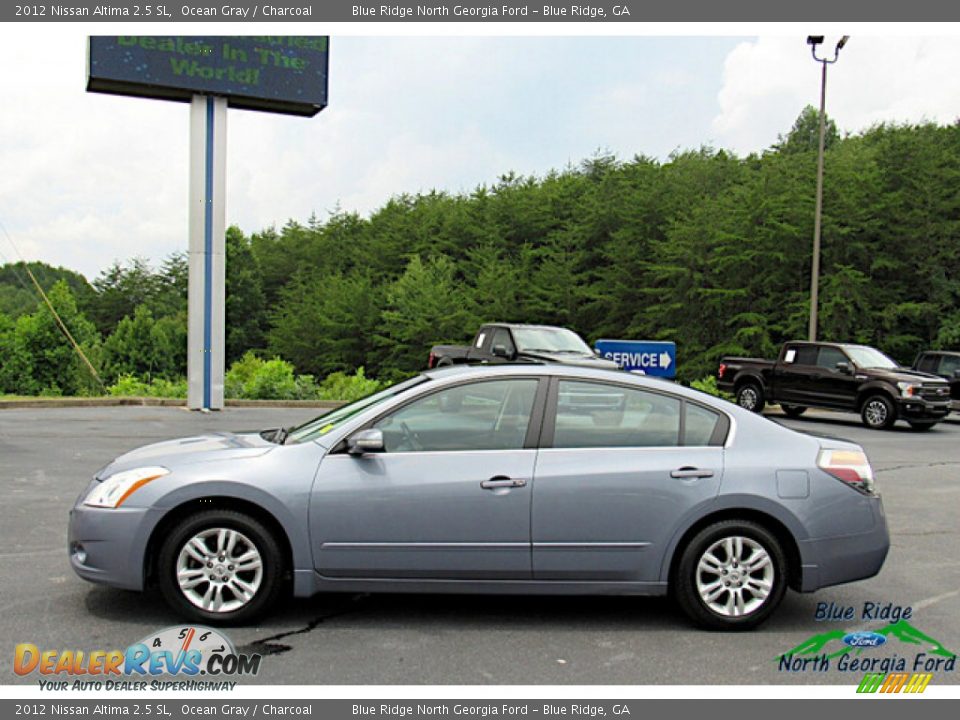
xmin=176 ymin=528 xmax=263 ymax=613
xmin=695 ymin=535 xmax=774 ymax=618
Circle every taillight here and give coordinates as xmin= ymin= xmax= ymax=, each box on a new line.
xmin=818 ymin=448 xmax=876 ymax=494
xmin=428 ymin=352 xmax=436 ymax=369
xmin=718 ymin=363 xmax=727 ymax=379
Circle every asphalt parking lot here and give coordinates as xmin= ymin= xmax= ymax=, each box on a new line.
xmin=1 ymin=405 xmax=958 ymax=686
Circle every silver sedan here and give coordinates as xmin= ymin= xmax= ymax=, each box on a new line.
xmin=69 ymin=364 xmax=889 ymax=630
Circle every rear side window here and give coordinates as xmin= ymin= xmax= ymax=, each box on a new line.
xmin=685 ymin=403 xmax=722 ymax=446
xmin=789 ymin=346 xmax=819 ymax=365
xmin=552 ymin=381 xmax=681 ymax=448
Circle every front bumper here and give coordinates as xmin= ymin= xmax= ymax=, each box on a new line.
xmin=798 ymin=496 xmax=889 ymax=592
xmin=68 ymin=495 xmax=158 ymax=591
xmin=895 ymin=396 xmax=950 ymax=421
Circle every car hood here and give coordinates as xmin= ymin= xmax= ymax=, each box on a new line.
xmin=520 ymin=350 xmax=621 ymax=370
xmin=860 ymin=367 xmax=947 ymax=385
xmin=96 ymin=431 xmax=275 ymax=479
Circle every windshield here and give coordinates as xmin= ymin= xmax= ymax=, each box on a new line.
xmin=845 ymin=346 xmax=899 ymax=370
xmin=512 ymin=327 xmax=592 ymax=354
xmin=285 ymin=375 xmax=429 ymax=444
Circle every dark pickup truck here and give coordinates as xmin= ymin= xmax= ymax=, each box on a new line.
xmin=428 ymin=323 xmax=620 ymax=371
xmin=913 ymin=350 xmax=960 ymax=412
xmin=717 ymin=341 xmax=951 ymax=430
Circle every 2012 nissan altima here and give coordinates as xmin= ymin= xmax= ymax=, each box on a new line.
xmin=68 ymin=364 xmax=889 ymax=630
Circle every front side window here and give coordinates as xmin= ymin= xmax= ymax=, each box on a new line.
xmin=917 ymin=354 xmax=938 ymax=373
xmin=490 ymin=328 xmax=516 ymax=355
xmin=373 ymin=379 xmax=539 ymax=452
xmin=552 ymin=381 xmax=681 ymax=448
xmin=817 ymin=346 xmax=848 ymax=370
xmin=939 ymin=355 xmax=960 ymax=376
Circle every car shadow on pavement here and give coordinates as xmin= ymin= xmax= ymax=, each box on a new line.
xmin=81 ymin=584 xmax=827 ymax=637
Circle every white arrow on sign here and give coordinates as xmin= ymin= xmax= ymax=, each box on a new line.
xmin=659 ymin=351 xmax=672 ymax=369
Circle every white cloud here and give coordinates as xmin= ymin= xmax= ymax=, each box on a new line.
xmin=713 ymin=36 xmax=960 ymax=155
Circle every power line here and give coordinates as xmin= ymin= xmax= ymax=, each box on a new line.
xmin=0 ymin=219 xmax=105 ymax=391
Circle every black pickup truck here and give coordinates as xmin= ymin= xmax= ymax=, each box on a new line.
xmin=428 ymin=323 xmax=620 ymax=371
xmin=717 ymin=341 xmax=951 ymax=430
xmin=913 ymin=350 xmax=960 ymax=412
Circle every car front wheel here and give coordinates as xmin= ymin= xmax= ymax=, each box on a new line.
xmin=674 ymin=520 xmax=787 ymax=630
xmin=861 ymin=394 xmax=896 ymax=430
xmin=157 ymin=509 xmax=285 ymax=624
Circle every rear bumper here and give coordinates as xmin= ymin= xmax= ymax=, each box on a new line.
xmin=797 ymin=497 xmax=889 ymax=592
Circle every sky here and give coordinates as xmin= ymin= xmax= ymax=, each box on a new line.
xmin=1 ymin=31 xmax=959 ymax=280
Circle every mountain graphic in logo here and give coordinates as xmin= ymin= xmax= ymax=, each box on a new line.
xmin=778 ymin=620 xmax=956 ymax=661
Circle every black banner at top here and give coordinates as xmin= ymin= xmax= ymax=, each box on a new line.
xmin=5 ymin=0 xmax=960 ymax=22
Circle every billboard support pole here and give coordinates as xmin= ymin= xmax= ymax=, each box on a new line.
xmin=187 ymin=94 xmax=227 ymax=411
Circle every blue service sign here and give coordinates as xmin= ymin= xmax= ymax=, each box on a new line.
xmin=595 ymin=339 xmax=677 ymax=378
xmin=87 ymin=36 xmax=329 ymax=117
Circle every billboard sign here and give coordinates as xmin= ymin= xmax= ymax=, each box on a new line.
xmin=87 ymin=36 xmax=329 ymax=116
xmin=595 ymin=339 xmax=677 ymax=378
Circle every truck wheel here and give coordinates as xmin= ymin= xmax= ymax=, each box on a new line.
xmin=780 ymin=404 xmax=806 ymax=418
xmin=908 ymin=421 xmax=937 ymax=431
xmin=673 ymin=520 xmax=787 ymax=631
xmin=861 ymin=394 xmax=896 ymax=430
xmin=436 ymin=358 xmax=454 ymax=367
xmin=735 ymin=383 xmax=765 ymax=413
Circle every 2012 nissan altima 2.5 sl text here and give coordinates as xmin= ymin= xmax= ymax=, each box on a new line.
xmin=68 ymin=364 xmax=889 ymax=630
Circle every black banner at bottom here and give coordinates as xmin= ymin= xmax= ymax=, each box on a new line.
xmin=0 ymin=699 xmax=957 ymax=720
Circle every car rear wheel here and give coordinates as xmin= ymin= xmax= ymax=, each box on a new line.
xmin=780 ymin=404 xmax=807 ymax=418
xmin=861 ymin=394 xmax=896 ymax=430
xmin=735 ymin=383 xmax=765 ymax=413
xmin=674 ymin=520 xmax=787 ymax=631
xmin=157 ymin=509 xmax=285 ymax=624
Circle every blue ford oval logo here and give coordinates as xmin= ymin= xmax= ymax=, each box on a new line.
xmin=843 ymin=631 xmax=887 ymax=648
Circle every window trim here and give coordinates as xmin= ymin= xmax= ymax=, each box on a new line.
xmin=335 ymin=375 xmax=549 ymax=454
xmin=541 ymin=377 xmax=730 ymax=450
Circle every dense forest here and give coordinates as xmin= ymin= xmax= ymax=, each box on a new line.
xmin=1 ymin=109 xmax=959 ymax=397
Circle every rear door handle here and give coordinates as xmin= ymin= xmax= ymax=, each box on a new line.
xmin=481 ymin=476 xmax=527 ymax=489
xmin=670 ymin=467 xmax=714 ymax=479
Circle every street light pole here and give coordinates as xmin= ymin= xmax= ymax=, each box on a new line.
xmin=806 ymin=35 xmax=848 ymax=342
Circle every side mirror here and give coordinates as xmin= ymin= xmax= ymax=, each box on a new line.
xmin=492 ymin=344 xmax=510 ymax=358
xmin=346 ymin=428 xmax=384 ymax=455
xmin=953 ymin=368 xmax=960 ymax=379
xmin=836 ymin=361 xmax=853 ymax=375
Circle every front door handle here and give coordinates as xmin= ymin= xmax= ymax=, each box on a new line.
xmin=670 ymin=467 xmax=714 ymax=479
xmin=481 ymin=476 xmax=527 ymax=489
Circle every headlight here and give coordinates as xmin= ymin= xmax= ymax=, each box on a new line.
xmin=897 ymin=382 xmax=921 ymax=398
xmin=83 ymin=467 xmax=169 ymax=508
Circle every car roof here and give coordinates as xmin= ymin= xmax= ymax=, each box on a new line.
xmin=420 ymin=363 xmax=718 ymax=402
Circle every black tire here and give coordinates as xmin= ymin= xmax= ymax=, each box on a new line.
xmin=860 ymin=394 xmax=897 ymax=430
xmin=780 ymin=404 xmax=807 ymax=418
xmin=908 ymin=421 xmax=937 ymax=431
xmin=674 ymin=520 xmax=787 ymax=631
xmin=735 ymin=382 xmax=765 ymax=413
xmin=157 ymin=509 xmax=285 ymax=625
xmin=435 ymin=358 xmax=454 ymax=367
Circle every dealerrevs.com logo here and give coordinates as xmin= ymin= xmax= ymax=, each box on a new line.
xmin=15 ymin=626 xmax=261 ymax=691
